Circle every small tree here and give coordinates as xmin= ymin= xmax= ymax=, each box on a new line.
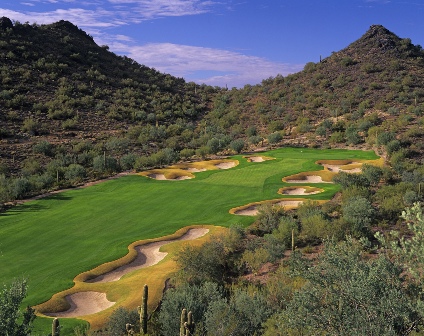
xmin=342 ymin=196 xmax=374 ymax=237
xmin=0 ymin=279 xmax=36 ymax=336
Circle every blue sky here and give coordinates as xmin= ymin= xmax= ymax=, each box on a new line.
xmin=0 ymin=0 xmax=423 ymax=88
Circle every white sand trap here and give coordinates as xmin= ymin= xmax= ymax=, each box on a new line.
xmin=275 ymin=200 xmax=304 ymax=208
xmin=247 ymin=156 xmax=265 ymax=162
xmin=88 ymin=228 xmax=209 ymax=283
xmin=45 ymin=292 xmax=115 ymax=318
xmin=148 ymin=173 xmax=192 ymax=181
xmin=175 ymin=175 xmax=192 ymax=180
xmin=234 ymin=205 xmax=259 ymax=216
xmin=184 ymin=167 xmax=207 ymax=172
xmin=148 ymin=173 xmax=167 ymax=180
xmin=282 ymin=188 xmax=320 ymax=195
xmin=321 ymin=163 xmax=361 ymax=173
xmin=215 ymin=162 xmax=236 ymax=169
xmin=286 ymin=175 xmax=332 ymax=183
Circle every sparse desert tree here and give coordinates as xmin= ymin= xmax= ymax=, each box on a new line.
xmin=0 ymin=279 xmax=36 ymax=336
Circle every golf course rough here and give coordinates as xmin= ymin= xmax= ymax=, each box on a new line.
xmin=0 ymin=148 xmax=381 ymax=331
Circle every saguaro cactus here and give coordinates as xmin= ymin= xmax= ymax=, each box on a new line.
xmin=137 ymin=284 xmax=148 ymax=335
xmin=52 ymin=318 xmax=60 ymax=336
xmin=180 ymin=308 xmax=187 ymax=336
xmin=185 ymin=310 xmax=195 ymax=336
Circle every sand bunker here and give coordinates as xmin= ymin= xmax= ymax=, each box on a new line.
xmin=184 ymin=167 xmax=207 ymax=172
xmin=321 ymin=163 xmax=361 ymax=173
xmin=88 ymin=228 xmax=209 ymax=283
xmin=275 ymin=200 xmax=304 ymax=208
xmin=44 ymin=228 xmax=209 ymax=318
xmin=215 ymin=162 xmax=236 ymax=169
xmin=247 ymin=156 xmax=265 ymax=162
xmin=45 ymin=292 xmax=115 ymax=318
xmin=234 ymin=205 xmax=259 ymax=216
xmin=147 ymin=173 xmax=192 ymax=181
xmin=280 ymin=187 xmax=321 ymax=195
xmin=234 ymin=200 xmax=304 ymax=216
xmin=285 ymin=175 xmax=332 ymax=183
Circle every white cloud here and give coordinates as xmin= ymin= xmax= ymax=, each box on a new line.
xmin=0 ymin=8 xmax=119 ymax=27
xmin=120 ymin=43 xmax=303 ymax=87
xmin=107 ymin=0 xmax=219 ymax=18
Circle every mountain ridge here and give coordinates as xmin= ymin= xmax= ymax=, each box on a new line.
xmin=1 ymin=20 xmax=424 ymax=205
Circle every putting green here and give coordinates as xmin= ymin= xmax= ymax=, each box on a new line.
xmin=0 ymin=147 xmax=380 ymax=332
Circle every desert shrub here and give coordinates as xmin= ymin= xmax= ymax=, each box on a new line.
xmin=254 ymin=204 xmax=285 ymax=234
xmin=342 ymin=196 xmax=374 ymax=237
xmin=106 ymin=307 xmax=139 ymax=336
xmin=0 ymin=279 xmax=36 ymax=336
xmin=229 ymin=139 xmax=245 ymax=153
xmin=386 ymin=139 xmax=401 ymax=155
xmin=64 ymin=164 xmax=86 ymax=183
xmin=119 ymin=153 xmax=136 ymax=170
xmin=21 ymin=158 xmax=43 ymax=177
xmin=33 ymin=140 xmax=53 ymax=156
xmin=249 ymin=135 xmax=263 ymax=145
xmin=175 ymin=236 xmax=227 ymax=285
xmin=341 ymin=185 xmax=371 ymax=203
xmin=376 ymin=131 xmax=396 ymax=146
xmin=403 ymin=190 xmax=421 ymax=206
xmin=240 ymin=248 xmax=270 ymax=274
xmin=160 ymin=282 xmax=223 ymax=336
xmin=333 ymin=171 xmax=370 ymax=189
xmin=205 ymin=288 xmax=272 ymax=336
xmin=362 ymin=164 xmax=383 ymax=186
xmin=179 ymin=148 xmax=195 ymax=159
xmin=264 ymin=215 xmax=299 ymax=261
xmin=21 ymin=118 xmax=40 ymax=135
xmin=345 ymin=124 xmax=362 ymax=145
xmin=134 ymin=155 xmax=154 ymax=171
xmin=329 ymin=131 xmax=345 ymax=143
xmin=267 ymin=132 xmax=282 ymax=145
xmin=105 ymin=137 xmax=130 ymax=153
xmin=93 ymin=155 xmax=120 ymax=173
xmin=300 ymin=213 xmax=331 ymax=243
xmin=10 ymin=177 xmax=31 ymax=200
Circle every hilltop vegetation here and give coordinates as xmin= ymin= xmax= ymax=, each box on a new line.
xmin=2 ymin=18 xmax=424 ymax=335
xmin=1 ymin=22 xmax=424 ymax=207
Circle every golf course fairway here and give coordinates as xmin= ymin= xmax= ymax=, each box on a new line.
xmin=0 ymin=147 xmax=381 ymax=332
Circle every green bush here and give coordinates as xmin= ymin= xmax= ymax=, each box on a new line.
xmin=106 ymin=307 xmax=139 ymax=336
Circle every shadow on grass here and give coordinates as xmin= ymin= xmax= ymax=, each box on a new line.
xmin=0 ymin=193 xmax=73 ymax=217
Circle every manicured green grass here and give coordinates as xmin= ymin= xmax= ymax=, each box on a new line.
xmin=0 ymin=147 xmax=379 ymax=328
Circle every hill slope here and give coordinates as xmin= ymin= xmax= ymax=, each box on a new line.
xmin=1 ymin=22 xmax=424 ymax=205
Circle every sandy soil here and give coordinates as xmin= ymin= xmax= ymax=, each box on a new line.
xmin=88 ymin=228 xmax=209 ymax=283
xmin=286 ymin=175 xmax=332 ymax=183
xmin=44 ymin=292 xmax=115 ymax=318
xmin=215 ymin=162 xmax=236 ymax=169
xmin=247 ymin=156 xmax=265 ymax=162
xmin=281 ymin=188 xmax=321 ymax=195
